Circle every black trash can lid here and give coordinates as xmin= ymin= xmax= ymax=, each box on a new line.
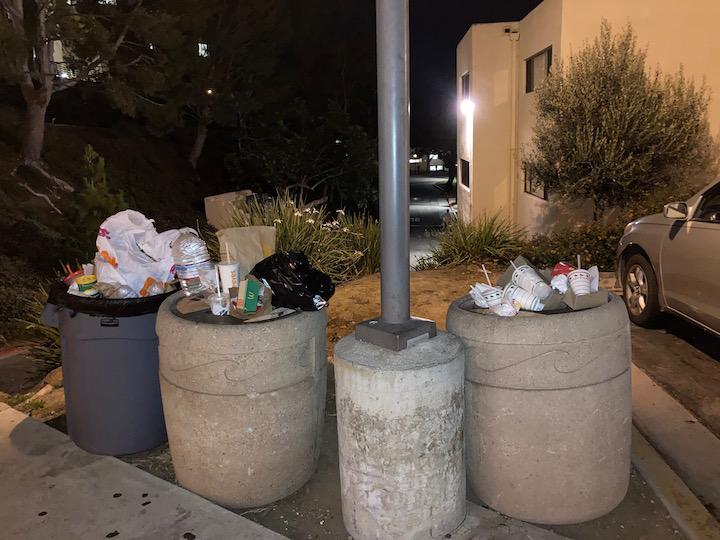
xmin=47 ymin=281 xmax=176 ymax=317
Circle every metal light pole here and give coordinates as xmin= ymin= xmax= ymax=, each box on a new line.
xmin=355 ymin=0 xmax=436 ymax=351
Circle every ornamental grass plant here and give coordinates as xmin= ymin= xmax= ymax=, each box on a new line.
xmin=224 ymin=193 xmax=380 ymax=284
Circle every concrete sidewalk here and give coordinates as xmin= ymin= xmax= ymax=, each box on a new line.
xmin=0 ymin=403 xmax=286 ymax=540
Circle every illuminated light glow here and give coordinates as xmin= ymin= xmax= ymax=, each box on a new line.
xmin=409 ymin=158 xmax=422 ymax=164
xmin=205 ymin=88 xmax=214 ymax=96
xmin=412 ymin=153 xmax=418 ymax=158
xmin=335 ymin=139 xmax=342 ymax=144
xmin=460 ymin=99 xmax=475 ymax=115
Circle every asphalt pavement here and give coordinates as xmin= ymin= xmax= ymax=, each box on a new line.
xmin=409 ymin=173 xmax=455 ymax=266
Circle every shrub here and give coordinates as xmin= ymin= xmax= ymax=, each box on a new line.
xmin=421 ymin=214 xmax=526 ymax=267
xmin=222 ymin=193 xmax=380 ymax=284
xmin=522 ymin=222 xmax=624 ymax=271
xmin=0 ymin=256 xmax=39 ymax=344
xmin=19 ymin=283 xmax=61 ymax=370
xmin=526 ymin=21 xmax=718 ymax=220
xmin=69 ymin=145 xmax=128 ymax=258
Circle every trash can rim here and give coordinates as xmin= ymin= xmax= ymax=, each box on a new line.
xmin=166 ymin=291 xmax=303 ymax=326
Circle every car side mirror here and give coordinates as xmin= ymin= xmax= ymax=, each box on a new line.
xmin=663 ymin=202 xmax=688 ymax=220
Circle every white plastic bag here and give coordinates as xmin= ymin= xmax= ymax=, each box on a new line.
xmin=94 ymin=210 xmax=194 ymax=297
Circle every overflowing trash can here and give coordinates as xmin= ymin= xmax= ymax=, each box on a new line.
xmin=447 ymin=292 xmax=632 ymax=525
xmin=156 ymin=292 xmax=328 ymax=508
xmin=42 ymin=282 xmax=170 ymax=456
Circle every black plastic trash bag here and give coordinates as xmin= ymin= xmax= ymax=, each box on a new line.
xmin=251 ymin=252 xmax=335 ymax=311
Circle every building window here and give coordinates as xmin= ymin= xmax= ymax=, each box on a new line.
xmin=524 ymin=167 xmax=547 ymax=200
xmin=461 ymin=72 xmax=470 ymax=100
xmin=525 ymin=47 xmax=552 ymax=93
xmin=461 ymin=159 xmax=470 ymax=188
xmin=198 ymin=42 xmax=209 ymax=58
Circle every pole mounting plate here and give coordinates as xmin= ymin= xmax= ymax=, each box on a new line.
xmin=355 ymin=317 xmax=437 ymax=352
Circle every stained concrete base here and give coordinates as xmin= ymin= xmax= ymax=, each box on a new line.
xmin=0 ymin=403 xmax=286 ymax=540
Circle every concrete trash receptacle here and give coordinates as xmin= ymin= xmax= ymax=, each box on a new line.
xmin=156 ymin=292 xmax=327 ymax=508
xmin=446 ymin=293 xmax=631 ymax=525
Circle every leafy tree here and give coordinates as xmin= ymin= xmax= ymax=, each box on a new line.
xmin=525 ymin=22 xmax=718 ymax=220
xmin=71 ymin=144 xmax=127 ymax=255
xmin=107 ymin=0 xmax=286 ymax=169
xmin=226 ymin=100 xmax=377 ymax=211
xmin=0 ymin=0 xmax=152 ymax=169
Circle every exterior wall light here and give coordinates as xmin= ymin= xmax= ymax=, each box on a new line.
xmin=460 ymin=99 xmax=475 ymax=115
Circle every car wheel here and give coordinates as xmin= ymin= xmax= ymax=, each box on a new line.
xmin=622 ymin=254 xmax=661 ymax=326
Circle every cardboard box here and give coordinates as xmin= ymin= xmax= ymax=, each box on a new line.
xmin=229 ymin=275 xmax=272 ymax=321
xmin=563 ymin=288 xmax=609 ymax=311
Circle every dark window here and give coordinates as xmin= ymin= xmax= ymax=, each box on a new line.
xmin=461 ymin=159 xmax=470 ymax=188
xmin=525 ymin=47 xmax=552 ymax=93
xmin=461 ymin=72 xmax=470 ymax=100
xmin=694 ymin=183 xmax=720 ymax=222
xmin=524 ymin=167 xmax=547 ymax=200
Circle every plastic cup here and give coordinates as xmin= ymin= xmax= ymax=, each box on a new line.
xmin=503 ymin=283 xmax=544 ymax=311
xmin=567 ymin=269 xmax=591 ymax=296
xmin=512 ymin=265 xmax=552 ymax=300
xmin=218 ymin=261 xmax=241 ymax=293
xmin=208 ymin=292 xmax=229 ymax=316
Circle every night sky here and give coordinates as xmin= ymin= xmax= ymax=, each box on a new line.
xmin=409 ymin=0 xmax=542 ymax=148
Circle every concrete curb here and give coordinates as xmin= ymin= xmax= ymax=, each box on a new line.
xmin=632 ymin=426 xmax=720 ymax=540
xmin=632 ymin=364 xmax=720 ymax=518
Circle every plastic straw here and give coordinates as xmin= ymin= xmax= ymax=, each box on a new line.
xmin=577 ymin=254 xmax=581 ymax=269
xmin=510 ymin=260 xmax=518 ymax=270
xmin=481 ymin=264 xmax=492 ymax=287
xmin=214 ymin=264 xmax=221 ymax=295
xmin=224 ymin=242 xmax=230 ymax=262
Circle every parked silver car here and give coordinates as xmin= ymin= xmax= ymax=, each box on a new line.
xmin=617 ymin=179 xmax=720 ymax=335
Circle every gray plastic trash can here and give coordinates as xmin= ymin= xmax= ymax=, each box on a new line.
xmin=43 ymin=283 xmax=168 ymax=456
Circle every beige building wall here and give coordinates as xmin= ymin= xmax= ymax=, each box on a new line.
xmin=459 ymin=0 xmax=720 ymax=233
xmin=560 ymin=0 xmax=720 ymax=139
xmin=516 ymin=0 xmax=566 ymax=232
xmin=456 ymin=30 xmax=473 ymax=221
xmin=456 ymin=22 xmax=518 ymax=223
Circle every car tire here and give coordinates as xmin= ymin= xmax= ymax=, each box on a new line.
xmin=622 ymin=254 xmax=661 ymax=327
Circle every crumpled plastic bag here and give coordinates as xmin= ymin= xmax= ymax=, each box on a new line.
xmin=550 ymin=274 xmax=569 ymax=294
xmin=94 ymin=210 xmax=194 ymax=297
xmin=490 ymin=300 xmax=518 ymax=317
xmin=251 ymin=252 xmax=334 ymax=311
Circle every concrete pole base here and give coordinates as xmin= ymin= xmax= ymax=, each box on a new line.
xmin=334 ymin=332 xmax=466 ymax=540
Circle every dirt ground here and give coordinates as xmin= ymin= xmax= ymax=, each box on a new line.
xmin=326 ymin=263 xmax=492 ymax=358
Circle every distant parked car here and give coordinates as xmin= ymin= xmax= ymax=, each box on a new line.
xmin=617 ymin=179 xmax=720 ymax=335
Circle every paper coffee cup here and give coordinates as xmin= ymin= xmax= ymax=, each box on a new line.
xmin=218 ymin=261 xmax=241 ymax=293
xmin=503 ymin=283 xmax=544 ymax=311
xmin=568 ymin=269 xmax=591 ymax=296
xmin=481 ymin=287 xmax=504 ymax=307
xmin=512 ymin=265 xmax=552 ymax=300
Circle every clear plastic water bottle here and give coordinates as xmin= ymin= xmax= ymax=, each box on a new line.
xmin=172 ymin=233 xmax=213 ymax=296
